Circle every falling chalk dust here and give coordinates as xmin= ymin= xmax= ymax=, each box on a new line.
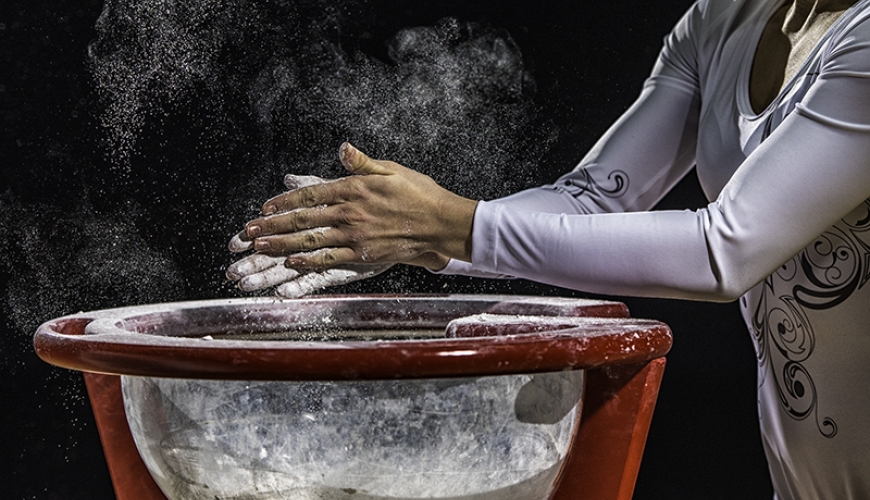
xmin=1 ymin=1 xmax=558 ymax=471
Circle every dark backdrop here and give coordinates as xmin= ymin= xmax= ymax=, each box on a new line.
xmin=1 ymin=0 xmax=772 ymax=498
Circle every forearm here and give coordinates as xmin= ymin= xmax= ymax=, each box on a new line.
xmin=469 ymin=202 xmax=723 ymax=300
xmin=467 ymin=109 xmax=870 ymax=301
xmin=439 ymin=76 xmax=702 ymax=278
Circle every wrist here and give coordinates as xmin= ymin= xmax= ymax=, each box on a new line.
xmin=408 ymin=252 xmax=451 ymax=271
xmin=433 ymin=196 xmax=478 ymax=262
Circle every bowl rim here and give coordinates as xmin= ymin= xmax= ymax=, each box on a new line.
xmin=33 ymin=294 xmax=671 ymax=380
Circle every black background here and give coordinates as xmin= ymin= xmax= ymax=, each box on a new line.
xmin=1 ymin=0 xmax=773 ymax=498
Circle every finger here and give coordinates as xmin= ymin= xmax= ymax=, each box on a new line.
xmin=284 ymin=174 xmax=328 ymax=190
xmin=276 ymin=271 xmax=337 ymax=298
xmin=226 ymin=253 xmax=286 ymax=281
xmin=228 ymin=231 xmax=253 ymax=253
xmin=275 ymin=264 xmax=392 ymax=298
xmin=283 ymin=247 xmax=359 ymax=270
xmin=339 ymin=142 xmax=393 ymax=176
xmin=238 ymin=264 xmax=301 ymax=292
xmin=245 ymin=208 xmax=330 ymax=240
xmin=252 ymin=226 xmax=336 ymax=254
xmin=261 ymin=183 xmax=332 ymax=216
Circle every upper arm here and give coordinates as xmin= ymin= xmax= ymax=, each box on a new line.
xmin=493 ymin=1 xmax=706 ymax=215
xmin=468 ymin=10 xmax=870 ymax=301
xmin=702 ymin=17 xmax=870 ymax=296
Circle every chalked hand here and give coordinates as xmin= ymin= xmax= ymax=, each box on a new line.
xmin=228 ymin=173 xmax=395 ymax=297
xmin=240 ymin=142 xmax=473 ymax=271
xmin=228 ymin=173 xmax=334 ymax=253
xmin=226 ymin=251 xmax=392 ymax=298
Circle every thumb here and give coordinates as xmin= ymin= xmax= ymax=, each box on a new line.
xmin=339 ymin=142 xmax=393 ymax=176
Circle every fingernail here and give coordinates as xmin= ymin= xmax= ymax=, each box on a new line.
xmin=263 ymin=204 xmax=276 ymax=215
xmin=228 ymin=233 xmax=253 ymax=253
xmin=339 ymin=142 xmax=355 ymax=163
xmin=247 ymin=224 xmax=261 ymax=238
xmin=255 ymin=239 xmax=271 ymax=251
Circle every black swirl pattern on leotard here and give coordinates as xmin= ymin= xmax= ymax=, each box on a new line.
xmin=746 ymin=201 xmax=870 ymax=438
xmin=558 ymin=169 xmax=630 ymax=199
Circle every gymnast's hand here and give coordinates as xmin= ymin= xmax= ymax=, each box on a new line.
xmin=227 ymin=173 xmax=393 ymax=298
xmin=239 ymin=142 xmax=477 ymax=272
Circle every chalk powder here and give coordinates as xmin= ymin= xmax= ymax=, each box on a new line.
xmin=3 ymin=4 xmax=559 ymax=494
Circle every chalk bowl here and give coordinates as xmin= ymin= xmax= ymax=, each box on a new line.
xmin=125 ymin=371 xmax=582 ymax=499
xmin=34 ymin=295 xmax=671 ymax=500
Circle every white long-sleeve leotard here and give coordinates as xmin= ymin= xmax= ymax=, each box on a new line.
xmin=442 ymin=0 xmax=870 ymax=498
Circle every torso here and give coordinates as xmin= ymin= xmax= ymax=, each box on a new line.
xmin=690 ymin=0 xmax=870 ymax=497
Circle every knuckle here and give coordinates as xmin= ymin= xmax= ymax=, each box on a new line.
xmin=301 ymin=188 xmax=320 ymax=207
xmin=267 ymin=193 xmax=290 ymax=212
xmin=346 ymin=177 xmax=370 ymax=199
xmin=304 ymin=231 xmax=320 ymax=248
xmin=292 ymin=210 xmax=310 ymax=231
xmin=335 ymin=205 xmax=358 ymax=226
xmin=345 ymin=228 xmax=366 ymax=244
xmin=264 ymin=238 xmax=285 ymax=254
xmin=321 ymin=251 xmax=338 ymax=267
xmin=272 ymin=193 xmax=290 ymax=209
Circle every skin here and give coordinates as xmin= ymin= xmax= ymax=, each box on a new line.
xmin=241 ymin=0 xmax=860 ymax=274
xmin=242 ymin=142 xmax=477 ymax=271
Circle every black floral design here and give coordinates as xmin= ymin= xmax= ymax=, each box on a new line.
xmin=747 ymin=201 xmax=870 ymax=438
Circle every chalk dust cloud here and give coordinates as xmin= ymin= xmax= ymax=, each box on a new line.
xmin=5 ymin=0 xmax=557 ymax=335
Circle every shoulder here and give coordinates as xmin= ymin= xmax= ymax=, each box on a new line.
xmin=660 ymin=0 xmax=769 ymax=73
xmin=666 ymin=0 xmax=771 ymax=50
xmin=822 ymin=1 xmax=870 ymax=69
xmin=679 ymin=0 xmax=767 ymax=30
xmin=831 ymin=0 xmax=870 ymax=41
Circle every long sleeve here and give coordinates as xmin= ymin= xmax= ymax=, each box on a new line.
xmin=439 ymin=76 xmax=702 ymax=279
xmin=446 ymin=1 xmax=870 ymax=302
xmin=441 ymin=0 xmax=704 ymax=279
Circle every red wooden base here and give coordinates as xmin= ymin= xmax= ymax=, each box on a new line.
xmin=553 ymin=359 xmax=667 ymax=500
xmin=83 ymin=373 xmax=167 ymax=500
